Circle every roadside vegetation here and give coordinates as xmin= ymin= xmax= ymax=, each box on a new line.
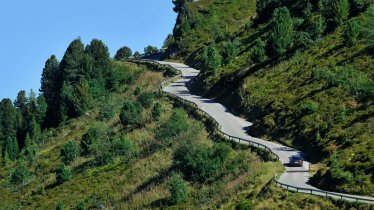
xmin=168 ymin=0 xmax=374 ymax=196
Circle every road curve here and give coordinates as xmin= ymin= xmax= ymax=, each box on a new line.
xmin=157 ymin=60 xmax=374 ymax=204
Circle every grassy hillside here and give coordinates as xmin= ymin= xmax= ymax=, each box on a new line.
xmin=168 ymin=0 xmax=374 ymax=196
xmin=1 ymin=61 xmax=371 ymax=209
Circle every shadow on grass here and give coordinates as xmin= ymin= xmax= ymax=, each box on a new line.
xmin=121 ymin=165 xmax=176 ymax=203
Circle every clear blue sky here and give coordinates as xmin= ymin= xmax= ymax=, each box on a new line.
xmin=0 ymin=0 xmax=177 ymax=100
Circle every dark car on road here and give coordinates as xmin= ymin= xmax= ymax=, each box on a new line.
xmin=289 ymin=155 xmax=303 ymax=166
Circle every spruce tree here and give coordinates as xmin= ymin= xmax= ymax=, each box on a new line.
xmin=270 ymin=7 xmax=294 ymax=57
xmin=40 ymin=55 xmax=61 ymax=127
xmin=251 ymin=38 xmax=267 ymax=63
xmin=202 ymin=44 xmax=222 ymax=74
xmin=61 ymin=141 xmax=79 ymax=165
xmin=72 ymin=79 xmax=91 ymax=117
xmin=56 ymin=163 xmax=72 ymax=183
xmin=332 ymin=0 xmax=350 ymax=25
xmin=60 ymin=38 xmax=85 ymax=85
xmin=6 ymin=136 xmax=19 ymax=160
xmin=59 ymin=82 xmax=74 ymax=123
xmin=311 ymin=15 xmax=327 ymax=40
xmin=344 ymin=19 xmax=361 ymax=46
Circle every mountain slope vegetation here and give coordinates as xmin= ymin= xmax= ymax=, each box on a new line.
xmin=167 ymin=0 xmax=374 ymax=196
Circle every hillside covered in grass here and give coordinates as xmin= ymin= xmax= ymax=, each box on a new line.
xmin=167 ymin=0 xmax=374 ymax=196
xmin=1 ymin=39 xmax=372 ymax=209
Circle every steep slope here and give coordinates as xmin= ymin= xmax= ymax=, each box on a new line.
xmin=167 ymin=0 xmax=374 ymax=196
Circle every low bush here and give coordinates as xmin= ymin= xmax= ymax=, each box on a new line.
xmin=56 ymin=163 xmax=72 ymax=184
xmin=80 ymin=124 xmax=108 ymax=156
xmin=112 ymin=137 xmax=139 ymax=163
xmin=137 ymin=92 xmax=155 ymax=108
xmin=156 ymin=109 xmax=189 ymax=142
xmin=169 ymin=173 xmax=188 ymax=205
xmin=61 ymin=141 xmax=79 ymax=165
xmin=10 ymin=162 xmax=31 ymax=187
xmin=119 ymin=100 xmax=143 ymax=128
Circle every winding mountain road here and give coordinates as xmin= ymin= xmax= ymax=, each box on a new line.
xmin=157 ymin=60 xmax=374 ymax=204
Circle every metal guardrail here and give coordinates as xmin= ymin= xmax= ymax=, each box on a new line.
xmin=274 ymin=175 xmax=374 ymax=203
xmin=132 ymin=59 xmax=374 ymax=204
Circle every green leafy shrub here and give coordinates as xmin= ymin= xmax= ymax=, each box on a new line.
xmin=174 ymin=142 xmax=240 ymax=183
xmin=251 ymin=38 xmax=267 ymax=63
xmin=156 ymin=109 xmax=188 ymax=142
xmin=312 ymin=66 xmax=374 ymax=99
xmin=80 ymin=124 xmax=108 ymax=156
xmin=299 ymin=100 xmax=319 ymax=115
xmin=343 ymin=19 xmax=361 ymax=46
xmin=137 ymin=92 xmax=155 ymax=108
xmin=10 ymin=162 xmax=30 ymax=186
xmin=119 ymin=100 xmax=143 ymax=128
xmin=56 ymin=163 xmax=72 ymax=184
xmin=61 ymin=141 xmax=79 ymax=165
xmin=112 ymin=137 xmax=139 ymax=163
xmin=152 ymin=102 xmax=162 ymax=119
xmin=169 ymin=173 xmax=188 ymax=205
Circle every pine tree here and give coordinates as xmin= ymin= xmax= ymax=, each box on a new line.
xmin=10 ymin=161 xmax=30 ymax=186
xmin=61 ymin=141 xmax=79 ymax=165
xmin=311 ymin=15 xmax=327 ymax=40
xmin=40 ymin=55 xmax=61 ymax=127
xmin=72 ymin=79 xmax=91 ymax=117
xmin=0 ymin=99 xmax=17 ymax=153
xmin=201 ymin=44 xmax=222 ymax=74
xmin=270 ymin=7 xmax=294 ymax=57
xmin=59 ymin=82 xmax=74 ymax=123
xmin=29 ymin=116 xmax=41 ymax=142
xmin=56 ymin=163 xmax=72 ymax=183
xmin=221 ymin=40 xmax=239 ymax=65
xmin=343 ymin=19 xmax=361 ymax=46
xmin=251 ymin=38 xmax=267 ymax=63
xmin=332 ymin=0 xmax=350 ymax=25
xmin=60 ymin=38 xmax=85 ymax=85
xmin=35 ymin=95 xmax=47 ymax=125
xmin=6 ymin=136 xmax=19 ymax=160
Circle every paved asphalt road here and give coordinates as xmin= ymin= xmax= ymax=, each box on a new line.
xmin=157 ymin=60 xmax=374 ymax=203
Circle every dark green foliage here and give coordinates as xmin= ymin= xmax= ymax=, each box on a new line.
xmin=169 ymin=173 xmax=188 ymax=205
xmin=251 ymin=38 xmax=267 ymax=63
xmin=40 ymin=55 xmax=61 ymax=127
xmin=311 ymin=15 xmax=327 ymax=40
xmin=56 ymin=163 xmax=72 ymax=183
xmin=361 ymin=4 xmax=374 ymax=45
xmin=144 ymin=45 xmax=158 ymax=56
xmin=72 ymin=79 xmax=91 ymax=116
xmin=80 ymin=125 xmax=107 ymax=156
xmin=330 ymin=152 xmax=354 ymax=184
xmin=133 ymin=51 xmax=141 ymax=59
xmin=56 ymin=201 xmax=64 ymax=210
xmin=221 ymin=40 xmax=240 ymax=65
xmin=201 ymin=44 xmax=222 ymax=74
xmin=119 ymin=101 xmax=143 ymax=128
xmin=134 ymin=86 xmax=141 ymax=96
xmin=172 ymin=0 xmax=192 ymax=13
xmin=114 ymin=46 xmax=132 ymax=61
xmin=313 ymin=66 xmax=374 ymax=99
xmin=106 ymin=63 xmax=135 ymax=91
xmin=60 ymin=38 xmax=85 ymax=85
xmin=85 ymin=39 xmax=110 ymax=71
xmin=61 ymin=141 xmax=79 ymax=165
xmin=59 ymin=82 xmax=74 ymax=123
xmin=270 ymin=7 xmax=294 ymax=56
xmin=299 ymin=100 xmax=319 ymax=115
xmin=10 ymin=162 xmax=30 ymax=186
xmin=112 ymin=137 xmax=139 ymax=163
xmin=98 ymin=97 xmax=115 ymax=121
xmin=332 ymin=0 xmax=350 ymax=25
xmin=174 ymin=142 xmax=235 ymax=182
xmin=343 ymin=19 xmax=361 ymax=46
xmin=152 ymin=102 xmax=162 ymax=120
xmin=76 ymin=201 xmax=86 ymax=210
xmin=156 ymin=109 xmax=188 ymax=141
xmin=137 ymin=92 xmax=155 ymax=108
xmin=296 ymin=32 xmax=315 ymax=49
xmin=5 ymin=136 xmax=19 ymax=160
xmin=163 ymin=34 xmax=175 ymax=48
xmin=302 ymin=2 xmax=313 ymax=24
